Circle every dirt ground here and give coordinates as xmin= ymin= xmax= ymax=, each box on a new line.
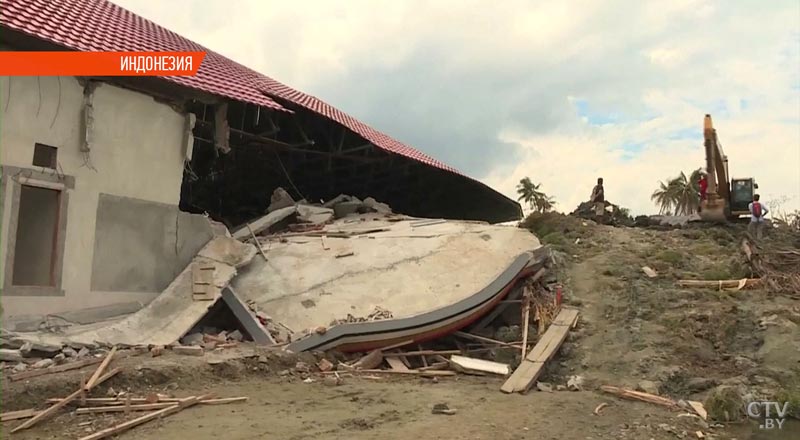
xmin=2 ymin=217 xmax=799 ymax=439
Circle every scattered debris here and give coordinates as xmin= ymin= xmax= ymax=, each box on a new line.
xmin=600 ymin=385 xmax=678 ymax=409
xmin=0 ymin=348 xmax=23 ymax=362
xmin=687 ymin=400 xmax=708 ymax=421
xmin=677 ymin=278 xmax=761 ymax=290
xmin=431 ymin=403 xmax=457 ymax=415
xmin=593 ymin=403 xmax=609 ymax=415
xmin=351 ymin=350 xmax=384 ymax=370
xmin=535 ymin=382 xmax=553 ymax=392
xmin=173 ymin=346 xmax=204 ymax=356
xmin=567 ymin=375 xmax=585 ymax=391
xmin=329 ymin=307 xmax=393 ymax=327
xmin=449 ymin=355 xmax=510 ymax=376
xmin=641 ymin=266 xmax=658 ymax=278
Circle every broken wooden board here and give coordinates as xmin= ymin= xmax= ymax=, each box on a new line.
xmin=687 ymin=400 xmax=708 ymax=420
xmin=641 ymin=266 xmax=658 ymax=278
xmin=450 ymin=355 xmax=510 ymax=376
xmin=77 ymin=394 xmax=211 ymax=440
xmin=385 ymin=357 xmax=410 ymax=372
xmin=599 ymin=385 xmax=678 ymax=408
xmin=1 ymin=408 xmax=39 ymax=422
xmin=501 ymin=307 xmax=579 ymax=393
xmin=677 ymin=278 xmax=761 ymax=290
xmin=11 ymin=367 xmax=121 ymax=433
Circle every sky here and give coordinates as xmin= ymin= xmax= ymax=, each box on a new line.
xmin=116 ymin=0 xmax=800 ymax=216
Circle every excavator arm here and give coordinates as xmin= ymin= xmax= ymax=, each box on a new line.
xmin=700 ymin=114 xmax=730 ymax=221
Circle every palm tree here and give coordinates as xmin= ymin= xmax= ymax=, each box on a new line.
xmin=651 ymin=169 xmax=703 ymax=215
xmin=651 ymin=180 xmax=675 ymax=215
xmin=516 ymin=177 xmax=556 ymax=213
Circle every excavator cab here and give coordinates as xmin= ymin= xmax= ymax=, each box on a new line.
xmin=730 ymin=178 xmax=758 ymax=217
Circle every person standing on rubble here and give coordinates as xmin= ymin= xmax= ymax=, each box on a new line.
xmin=698 ymin=172 xmax=708 ymax=213
xmin=748 ymin=194 xmax=769 ymax=239
xmin=590 ymin=177 xmax=605 ymax=224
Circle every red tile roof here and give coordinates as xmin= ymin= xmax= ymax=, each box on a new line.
xmin=0 ymin=0 xmax=462 ymax=175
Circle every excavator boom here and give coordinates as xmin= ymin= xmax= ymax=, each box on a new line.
xmin=700 ymin=115 xmax=730 ymax=221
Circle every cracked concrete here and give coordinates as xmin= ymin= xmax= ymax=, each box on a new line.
xmin=232 ymin=215 xmax=540 ymax=333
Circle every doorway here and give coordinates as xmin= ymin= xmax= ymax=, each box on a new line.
xmin=11 ymin=184 xmax=61 ymax=286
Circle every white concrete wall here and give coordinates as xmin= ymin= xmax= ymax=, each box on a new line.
xmin=0 ymin=76 xmax=186 ymax=317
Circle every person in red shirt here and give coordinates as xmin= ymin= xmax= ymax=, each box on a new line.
xmin=697 ymin=172 xmax=708 ymax=213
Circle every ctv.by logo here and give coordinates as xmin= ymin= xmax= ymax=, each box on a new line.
xmin=746 ymin=401 xmax=789 ymax=430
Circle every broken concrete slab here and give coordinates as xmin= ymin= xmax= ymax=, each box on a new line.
xmin=361 ymin=197 xmax=392 ymax=214
xmin=268 ymin=187 xmax=295 ymax=212
xmin=11 ymin=237 xmax=255 ymax=347
xmin=197 ymin=238 xmax=257 ymax=269
xmin=232 ymin=206 xmax=297 ymax=240
xmin=234 ymin=216 xmax=541 ymax=337
xmin=220 ymin=289 xmax=274 ymax=345
xmin=333 ymin=201 xmax=362 ymax=219
xmin=322 ymin=194 xmax=360 ymax=209
xmin=0 ymin=349 xmax=23 ymax=362
xmin=296 ymin=205 xmax=334 ymax=225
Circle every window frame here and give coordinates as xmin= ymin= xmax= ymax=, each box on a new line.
xmin=1 ymin=165 xmax=73 ymax=297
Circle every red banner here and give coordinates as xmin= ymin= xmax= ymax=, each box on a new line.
xmin=0 ymin=51 xmax=206 ymax=76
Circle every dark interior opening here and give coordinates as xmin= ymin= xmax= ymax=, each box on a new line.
xmin=178 ymin=99 xmax=522 ymax=230
xmin=13 ymin=185 xmax=60 ymax=286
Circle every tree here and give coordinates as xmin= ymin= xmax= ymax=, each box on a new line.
xmin=651 ymin=169 xmax=703 ymax=215
xmin=651 ymin=180 xmax=675 ymax=215
xmin=516 ymin=177 xmax=556 ymax=213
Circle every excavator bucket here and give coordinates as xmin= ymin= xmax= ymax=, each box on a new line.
xmin=699 ymin=197 xmax=727 ymax=222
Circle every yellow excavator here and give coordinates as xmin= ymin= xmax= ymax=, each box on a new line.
xmin=700 ymin=114 xmax=759 ymax=222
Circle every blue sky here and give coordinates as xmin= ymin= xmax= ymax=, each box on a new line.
xmin=117 ymin=0 xmax=800 ymax=216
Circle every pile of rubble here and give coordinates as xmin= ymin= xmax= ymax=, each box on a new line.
xmin=329 ymin=306 xmax=394 ymax=327
xmin=570 ymin=200 xmax=634 ymax=226
xmin=233 ymin=188 xmax=397 ymax=242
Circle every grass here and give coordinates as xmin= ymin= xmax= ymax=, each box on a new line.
xmin=705 ymin=386 xmax=745 ymax=422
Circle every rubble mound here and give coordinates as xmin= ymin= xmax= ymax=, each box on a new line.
xmin=570 ymin=201 xmax=634 ymax=226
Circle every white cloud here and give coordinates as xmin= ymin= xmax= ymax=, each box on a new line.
xmin=114 ymin=0 xmax=800 ymax=215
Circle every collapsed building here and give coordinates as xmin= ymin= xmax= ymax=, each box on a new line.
xmin=0 ymin=0 xmax=525 ymax=327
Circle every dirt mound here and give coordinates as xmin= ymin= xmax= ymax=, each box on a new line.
xmin=570 ymin=200 xmax=634 ymax=226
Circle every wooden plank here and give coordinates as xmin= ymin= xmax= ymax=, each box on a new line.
xmin=246 ymin=224 xmax=268 ymax=261
xmin=85 ymin=346 xmax=117 ymax=390
xmin=501 ymin=308 xmax=578 ymax=394
xmin=11 ymin=367 xmax=122 ymax=433
xmin=450 ymin=355 xmax=510 ymax=376
xmin=77 ymin=394 xmax=213 ymax=440
xmin=521 ymin=291 xmax=531 ymax=358
xmin=454 ymin=331 xmax=521 ymax=348
xmin=385 ymin=357 xmax=410 ymax=372
xmin=1 ymin=409 xmax=39 ymax=422
xmin=384 ymin=349 xmax=460 ymax=357
xmin=76 ymin=403 xmax=174 ymax=414
xmin=417 ymin=362 xmax=449 ymax=371
xmin=47 ymin=396 xmax=248 ymax=406
xmin=321 ymin=369 xmax=455 ymax=377
xmin=677 ymin=278 xmax=761 ymax=289
xmin=9 ymin=357 xmax=103 ymax=382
